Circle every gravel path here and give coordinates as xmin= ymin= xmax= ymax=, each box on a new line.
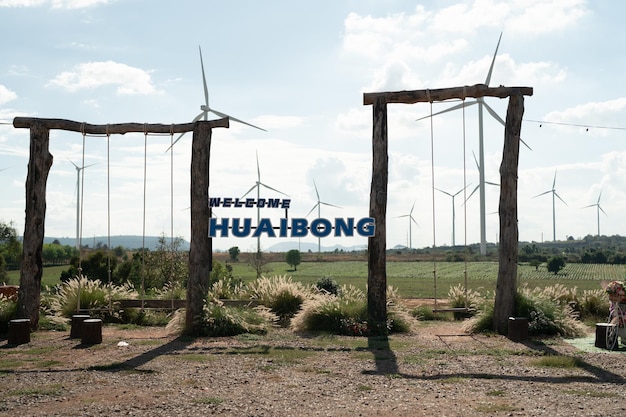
xmin=1 ymin=321 xmax=626 ymax=416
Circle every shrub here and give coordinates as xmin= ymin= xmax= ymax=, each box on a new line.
xmin=49 ymin=275 xmax=137 ymax=320
xmin=315 ymin=276 xmax=340 ymax=296
xmin=207 ymin=276 xmax=245 ymax=300
xmin=245 ymin=275 xmax=311 ymax=325
xmin=0 ymin=294 xmax=17 ymax=333
xmin=578 ymin=289 xmax=608 ymax=322
xmin=172 ymin=300 xmax=275 ymax=337
xmin=153 ymin=281 xmax=186 ymax=300
xmin=447 ymin=284 xmax=484 ymax=319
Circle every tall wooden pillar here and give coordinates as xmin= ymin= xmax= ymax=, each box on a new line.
xmin=186 ymin=121 xmax=213 ymax=335
xmin=493 ymin=93 xmax=524 ymax=334
xmin=18 ymin=121 xmax=53 ymax=329
xmin=367 ymin=96 xmax=388 ymax=331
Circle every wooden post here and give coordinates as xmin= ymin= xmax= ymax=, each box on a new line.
xmin=18 ymin=121 xmax=53 ymax=329
xmin=367 ymin=96 xmax=388 ymax=331
xmin=493 ymin=93 xmax=524 ymax=335
xmin=81 ymin=318 xmax=102 ymax=344
xmin=186 ymin=121 xmax=213 ymax=336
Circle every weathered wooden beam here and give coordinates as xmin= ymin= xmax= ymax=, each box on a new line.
xmin=493 ymin=93 xmax=524 ymax=335
xmin=186 ymin=121 xmax=213 ymax=336
xmin=367 ymin=96 xmax=388 ymax=332
xmin=12 ymin=117 xmax=229 ymax=134
xmin=363 ymin=84 xmax=533 ymax=105
xmin=18 ymin=121 xmax=53 ymax=329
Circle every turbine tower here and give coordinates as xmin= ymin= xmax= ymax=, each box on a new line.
xmin=68 ymin=158 xmax=97 ymax=249
xmin=306 ymin=179 xmax=341 ymax=253
xmin=168 ymin=45 xmax=265 ymax=150
xmin=584 ymin=189 xmax=607 ymax=236
xmin=396 ymin=202 xmax=419 ymax=249
xmin=534 ymin=170 xmax=567 ymax=242
xmin=435 ymin=185 xmax=469 ymax=247
xmin=417 ymin=33 xmax=504 ymax=255
xmin=241 ymin=152 xmax=289 ymax=254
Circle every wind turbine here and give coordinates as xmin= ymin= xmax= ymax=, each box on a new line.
xmin=306 ymin=179 xmax=341 ymax=253
xmin=68 ymin=158 xmax=97 ymax=249
xmin=241 ymin=151 xmax=289 ymax=254
xmin=465 ymin=151 xmax=499 ymax=202
xmin=396 ymin=202 xmax=419 ymax=249
xmin=168 ymin=45 xmax=265 ymax=150
xmin=435 ymin=185 xmax=469 ymax=247
xmin=417 ymin=33 xmax=505 ymax=256
xmin=584 ymin=189 xmax=607 ymax=236
xmin=534 ymin=170 xmax=567 ymax=242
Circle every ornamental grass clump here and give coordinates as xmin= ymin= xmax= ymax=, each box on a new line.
xmin=207 ymin=276 xmax=245 ymax=300
xmin=50 ymin=275 xmax=137 ymax=320
xmin=291 ymin=285 xmax=414 ymax=336
xmin=447 ymin=284 xmax=484 ymax=319
xmin=245 ymin=275 xmax=312 ymax=325
xmin=0 ymin=294 xmax=17 ymax=332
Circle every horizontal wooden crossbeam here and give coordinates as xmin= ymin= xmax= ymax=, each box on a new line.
xmin=363 ymin=83 xmax=533 ymax=105
xmin=12 ymin=117 xmax=229 ymax=135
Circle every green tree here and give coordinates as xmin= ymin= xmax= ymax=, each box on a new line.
xmin=285 ymin=249 xmax=302 ymax=271
xmin=546 ymin=255 xmax=566 ymax=275
xmin=0 ymin=221 xmax=21 ymax=275
xmin=228 ymin=246 xmax=240 ymax=262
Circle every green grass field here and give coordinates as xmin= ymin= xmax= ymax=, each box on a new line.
xmin=5 ymin=261 xmax=621 ymax=299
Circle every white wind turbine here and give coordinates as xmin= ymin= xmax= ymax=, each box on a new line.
xmin=168 ymin=45 xmax=265 ymax=150
xmin=584 ymin=189 xmax=607 ymax=237
xmin=242 ymin=152 xmax=289 ymax=254
xmin=435 ymin=185 xmax=469 ymax=247
xmin=534 ymin=170 xmax=567 ymax=242
xmin=68 ymin=158 xmax=97 ymax=249
xmin=306 ymin=179 xmax=341 ymax=253
xmin=396 ymin=202 xmax=419 ymax=249
xmin=417 ymin=33 xmax=510 ymax=255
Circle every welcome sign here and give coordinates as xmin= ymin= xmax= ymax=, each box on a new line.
xmin=208 ymin=197 xmax=375 ymax=238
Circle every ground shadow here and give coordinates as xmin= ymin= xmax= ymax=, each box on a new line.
xmin=361 ymin=335 xmax=399 ymax=376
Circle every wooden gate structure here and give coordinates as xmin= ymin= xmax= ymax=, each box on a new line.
xmin=363 ymin=83 xmax=533 ymax=334
xmin=11 ymin=117 xmax=228 ymax=334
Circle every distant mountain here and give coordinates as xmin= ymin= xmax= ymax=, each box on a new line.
xmin=44 ymin=236 xmax=190 ymax=251
xmin=265 ymin=241 xmax=367 ymax=253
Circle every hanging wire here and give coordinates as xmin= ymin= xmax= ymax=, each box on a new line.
xmin=76 ymin=124 xmax=87 ymax=313
xmin=461 ymin=87 xmax=469 ymax=310
xmin=427 ymin=90 xmax=439 ymax=311
xmin=106 ymin=127 xmax=113 ymax=314
xmin=169 ymin=125 xmax=175 ymax=309
xmin=141 ymin=126 xmax=148 ymax=310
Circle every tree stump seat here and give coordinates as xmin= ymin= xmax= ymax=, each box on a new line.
xmin=8 ymin=318 xmax=31 ymax=345
xmin=70 ymin=314 xmax=91 ymax=339
xmin=81 ymin=319 xmax=102 ymax=345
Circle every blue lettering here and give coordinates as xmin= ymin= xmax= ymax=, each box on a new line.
xmin=209 ymin=197 xmax=221 ymax=207
xmin=292 ymin=218 xmax=308 ymax=237
xmin=357 ymin=217 xmax=376 ymax=237
xmin=281 ymin=199 xmax=291 ymax=209
xmin=234 ymin=198 xmax=244 ymax=207
xmin=223 ymin=197 xmax=233 ymax=208
xmin=311 ymin=218 xmax=332 ymax=237
xmin=209 ymin=218 xmax=230 ymax=237
xmin=334 ymin=217 xmax=354 ymax=236
xmin=245 ymin=198 xmax=255 ymax=207
xmin=279 ymin=218 xmax=288 ymax=237
xmin=253 ymin=218 xmax=276 ymax=238
xmin=267 ymin=199 xmax=280 ymax=208
xmin=231 ymin=218 xmax=252 ymax=237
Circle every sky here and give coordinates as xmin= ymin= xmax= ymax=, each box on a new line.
xmin=1 ymin=0 xmax=626 ymax=253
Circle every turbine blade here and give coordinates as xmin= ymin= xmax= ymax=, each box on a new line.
xmin=165 ymin=112 xmax=204 ymax=152
xmin=410 ymin=201 xmax=416 ymax=215
xmin=320 ymin=201 xmax=341 ymax=209
xmin=199 ymin=46 xmax=209 ymax=108
xmin=259 ymin=182 xmax=289 ymax=197
xmin=520 ymin=137 xmax=533 ymax=151
xmin=313 ymin=179 xmax=320 ymax=201
xmin=241 ymin=184 xmax=257 ymax=198
xmin=410 ymin=217 xmax=419 ymax=227
xmin=485 ymin=32 xmax=503 ymax=85
xmin=210 ymin=108 xmax=266 ymax=132
xmin=434 ymin=187 xmax=452 ymax=197
xmin=472 ymin=150 xmax=480 ymax=170
xmin=597 ymin=189 xmax=602 ymax=204
xmin=255 ymin=151 xmax=260 ymax=182
xmin=464 ymin=185 xmax=480 ymax=203
xmin=306 ymin=203 xmax=319 ymax=217
xmin=485 ymin=181 xmax=500 ymax=187
xmin=533 ymin=190 xmax=552 ymax=198
xmin=552 ymin=170 xmax=557 ymax=188
xmin=482 ymin=102 xmax=505 ymax=126
xmin=66 ymin=157 xmax=79 ymax=169
xmin=555 ymin=192 xmax=567 ymax=206
xmin=599 ymin=205 xmax=608 ymax=216
xmin=416 ymin=101 xmax=478 ymax=121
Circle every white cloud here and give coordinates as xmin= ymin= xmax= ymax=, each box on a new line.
xmin=253 ymin=115 xmax=304 ymax=130
xmin=0 ymin=0 xmax=109 ymax=7
xmin=544 ymin=98 xmax=626 ymax=133
xmin=0 ymin=85 xmax=17 ymax=105
xmin=507 ymin=0 xmax=589 ymax=35
xmin=47 ymin=61 xmax=160 ymax=95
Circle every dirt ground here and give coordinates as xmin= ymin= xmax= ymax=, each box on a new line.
xmin=1 ymin=307 xmax=626 ymax=417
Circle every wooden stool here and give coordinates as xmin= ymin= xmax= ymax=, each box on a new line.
xmin=70 ymin=314 xmax=91 ymax=339
xmin=8 ymin=318 xmax=31 ymax=345
xmin=507 ymin=317 xmax=528 ymax=342
xmin=81 ymin=319 xmax=102 ymax=345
